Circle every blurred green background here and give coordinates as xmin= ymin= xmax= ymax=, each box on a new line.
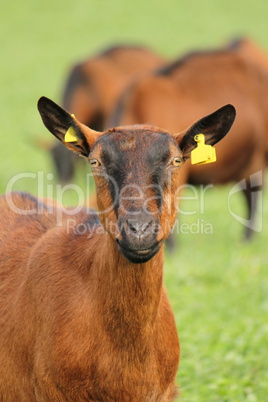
xmin=1 ymin=1 xmax=268 ymax=400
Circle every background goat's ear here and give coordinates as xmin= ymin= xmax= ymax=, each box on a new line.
xmin=37 ymin=97 xmax=102 ymax=157
xmin=175 ymin=104 xmax=236 ymax=159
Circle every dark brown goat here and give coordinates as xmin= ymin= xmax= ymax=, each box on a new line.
xmin=112 ymin=40 xmax=268 ymax=240
xmin=52 ymin=44 xmax=165 ymax=183
xmin=0 ymin=97 xmax=235 ymax=400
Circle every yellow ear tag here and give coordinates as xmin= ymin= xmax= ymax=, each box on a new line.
xmin=64 ymin=126 xmax=78 ymax=143
xmin=190 ymin=134 xmax=217 ymax=165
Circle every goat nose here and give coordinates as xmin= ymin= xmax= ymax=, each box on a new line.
xmin=126 ymin=216 xmax=154 ymax=238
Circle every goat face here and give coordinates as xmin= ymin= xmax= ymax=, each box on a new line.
xmin=38 ymin=97 xmax=236 ymax=263
xmin=88 ymin=127 xmax=184 ymax=262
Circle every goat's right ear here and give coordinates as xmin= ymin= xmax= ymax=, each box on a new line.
xmin=37 ymin=97 xmax=102 ymax=157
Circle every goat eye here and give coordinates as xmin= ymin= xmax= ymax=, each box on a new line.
xmin=172 ymin=157 xmax=182 ymax=167
xmin=90 ymin=159 xmax=100 ymax=168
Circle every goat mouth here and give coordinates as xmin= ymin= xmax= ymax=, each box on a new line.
xmin=116 ymin=239 xmax=161 ymax=264
xmin=135 ymin=248 xmax=153 ymax=255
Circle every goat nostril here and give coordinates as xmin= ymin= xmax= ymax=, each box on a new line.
xmin=129 ymin=221 xmax=138 ymax=233
xmin=126 ymin=218 xmax=153 ymax=237
xmin=144 ymin=220 xmax=153 ymax=231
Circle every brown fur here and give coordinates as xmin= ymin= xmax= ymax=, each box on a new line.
xmin=0 ymin=192 xmax=179 ymax=401
xmin=63 ymin=45 xmax=165 ymax=128
xmin=0 ymin=97 xmax=235 ymax=400
xmin=113 ymin=39 xmax=268 ymax=239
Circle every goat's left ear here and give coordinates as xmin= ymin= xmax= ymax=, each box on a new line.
xmin=175 ymin=104 xmax=236 ymax=159
xmin=37 ymin=96 xmax=102 ymax=157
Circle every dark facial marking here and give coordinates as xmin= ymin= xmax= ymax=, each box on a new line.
xmin=99 ymin=133 xmax=128 ymax=215
xmin=96 ymin=129 xmax=173 ymax=215
xmin=146 ymin=134 xmax=171 ymax=209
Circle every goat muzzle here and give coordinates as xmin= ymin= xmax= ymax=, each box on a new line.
xmin=116 ymin=212 xmax=161 ymax=263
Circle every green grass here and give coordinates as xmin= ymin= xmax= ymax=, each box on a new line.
xmin=2 ymin=0 xmax=268 ymax=400
xmin=165 ymin=184 xmax=268 ymax=401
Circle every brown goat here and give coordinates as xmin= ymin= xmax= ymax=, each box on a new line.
xmin=0 ymin=97 xmax=235 ymax=400
xmin=52 ymin=44 xmax=165 ymax=183
xmin=112 ymin=40 xmax=268 ymax=240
